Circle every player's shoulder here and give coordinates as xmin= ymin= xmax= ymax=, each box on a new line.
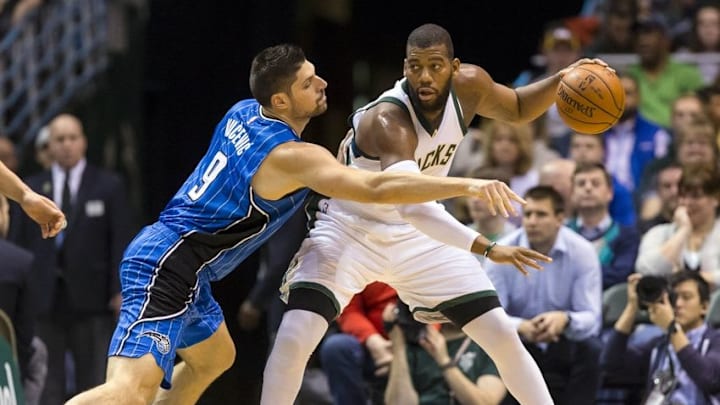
xmin=454 ymin=63 xmax=493 ymax=103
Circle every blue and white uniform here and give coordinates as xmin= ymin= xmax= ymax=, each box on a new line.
xmin=109 ymin=99 xmax=308 ymax=387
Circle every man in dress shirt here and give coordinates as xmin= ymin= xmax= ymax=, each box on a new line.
xmin=486 ymin=185 xmax=603 ymax=405
xmin=568 ymin=162 xmax=640 ymax=290
xmin=10 ymin=114 xmax=134 ymax=404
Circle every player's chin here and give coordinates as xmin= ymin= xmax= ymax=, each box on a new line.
xmin=312 ymin=103 xmax=328 ymax=117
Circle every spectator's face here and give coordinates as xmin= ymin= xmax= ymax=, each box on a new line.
xmin=677 ymin=132 xmax=715 ymax=166
xmin=706 ymin=94 xmax=720 ymax=125
xmin=544 ymin=44 xmax=580 ymax=73
xmin=467 ymin=195 xmax=496 ymax=222
xmin=620 ymin=77 xmax=638 ymax=120
xmin=49 ymin=116 xmax=87 ymax=170
xmin=522 ymin=198 xmax=563 ymax=248
xmin=491 ymin=128 xmax=520 ymax=167
xmin=287 ymin=60 xmax=328 ymax=119
xmin=569 ymin=134 xmax=604 ymax=164
xmin=636 ymin=30 xmax=668 ymax=67
xmin=606 ymin=14 xmax=634 ymax=45
xmin=571 ymin=169 xmax=613 ymax=210
xmin=671 ymin=97 xmax=704 ymax=132
xmin=696 ymin=7 xmax=720 ymax=50
xmin=672 ymin=280 xmax=707 ymax=330
xmin=404 ymin=44 xmax=456 ymax=112
xmin=679 ymin=187 xmax=719 ymax=226
xmin=656 ymin=166 xmax=683 ymax=213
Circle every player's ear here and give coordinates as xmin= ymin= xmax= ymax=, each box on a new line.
xmin=451 ymin=58 xmax=460 ymax=74
xmin=270 ymin=93 xmax=290 ymax=111
xmin=402 ymin=58 xmax=409 ymax=78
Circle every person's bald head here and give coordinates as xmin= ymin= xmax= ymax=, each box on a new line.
xmin=539 ymin=159 xmax=576 ymax=205
xmin=48 ymin=114 xmax=87 ymax=170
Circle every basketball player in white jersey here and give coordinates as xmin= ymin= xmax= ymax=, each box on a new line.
xmin=262 ymin=24 xmax=609 ymax=405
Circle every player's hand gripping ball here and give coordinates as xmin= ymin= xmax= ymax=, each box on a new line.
xmin=556 ymin=63 xmax=625 ymax=135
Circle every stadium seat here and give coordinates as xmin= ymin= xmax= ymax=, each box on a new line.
xmin=603 ymin=283 xmax=628 ymax=328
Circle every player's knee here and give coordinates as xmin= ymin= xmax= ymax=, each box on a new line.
xmin=190 ymin=332 xmax=236 ymax=376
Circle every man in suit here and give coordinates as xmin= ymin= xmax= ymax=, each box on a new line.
xmin=11 ymin=114 xmax=134 ymax=405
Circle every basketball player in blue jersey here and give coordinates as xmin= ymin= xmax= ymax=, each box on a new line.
xmin=262 ymin=25 xmax=610 ymax=405
xmin=66 ymin=44 xmax=535 ymax=405
xmin=0 ymin=160 xmax=65 ymax=237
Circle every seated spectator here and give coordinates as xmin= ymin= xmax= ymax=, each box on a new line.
xmin=485 ymin=186 xmax=603 ymax=404
xmin=319 ymin=282 xmax=397 ymax=405
xmin=636 ymin=165 xmax=720 ymax=288
xmin=459 ymin=167 xmax=517 ymax=264
xmin=628 ymin=17 xmax=705 ymax=128
xmin=601 ymin=271 xmax=720 ymax=404
xmin=569 ymin=133 xmax=637 ymax=226
xmin=448 ymin=124 xmax=484 ymax=178
xmin=568 ymin=163 xmax=640 ymax=290
xmin=676 ymin=4 xmax=720 ymax=83
xmin=638 ymin=115 xmax=719 ymax=211
xmin=585 ymin=0 xmax=638 ymax=55
xmin=513 ymin=23 xmax=582 ymax=156
xmin=480 ymin=120 xmax=539 ymax=224
xmin=638 ymin=162 xmax=683 ymax=234
xmin=384 ymin=302 xmax=506 ymax=405
xmin=538 ymin=159 xmax=575 ymax=210
xmin=603 ymin=74 xmax=671 ymax=195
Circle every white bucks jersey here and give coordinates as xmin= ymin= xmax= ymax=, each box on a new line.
xmin=331 ymin=78 xmax=467 ymax=224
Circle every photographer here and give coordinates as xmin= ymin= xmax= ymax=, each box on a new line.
xmin=601 ymin=272 xmax=720 ymax=404
xmin=383 ymin=301 xmax=506 ymax=405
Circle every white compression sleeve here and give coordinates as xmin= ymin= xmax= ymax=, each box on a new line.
xmin=385 ymin=160 xmax=480 ymax=251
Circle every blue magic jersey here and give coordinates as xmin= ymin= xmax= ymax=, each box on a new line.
xmin=158 ymin=99 xmax=308 ymax=281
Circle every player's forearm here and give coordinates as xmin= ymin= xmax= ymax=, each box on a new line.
xmin=368 ymin=172 xmax=479 ymax=204
xmin=514 ymin=73 xmax=562 ymax=122
xmin=0 ymin=161 xmax=32 ymax=204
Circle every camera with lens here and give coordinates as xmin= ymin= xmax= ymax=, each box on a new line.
xmin=394 ymin=300 xmax=426 ymax=345
xmin=636 ymin=275 xmax=675 ymax=310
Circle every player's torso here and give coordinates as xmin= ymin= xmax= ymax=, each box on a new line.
xmin=332 ymin=79 xmax=467 ymax=224
xmin=159 ymin=99 xmax=308 ymax=280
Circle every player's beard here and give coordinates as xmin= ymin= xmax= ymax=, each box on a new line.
xmin=410 ymin=81 xmax=452 ymax=113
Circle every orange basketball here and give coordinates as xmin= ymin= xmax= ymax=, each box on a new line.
xmin=555 ymin=63 xmax=625 ymax=135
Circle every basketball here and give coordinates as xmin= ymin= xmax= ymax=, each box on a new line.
xmin=555 ymin=63 xmax=625 ymax=135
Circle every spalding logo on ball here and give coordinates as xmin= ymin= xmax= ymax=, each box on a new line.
xmin=556 ymin=63 xmax=625 ymax=135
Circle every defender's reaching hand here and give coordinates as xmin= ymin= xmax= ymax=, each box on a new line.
xmin=487 ymin=245 xmax=552 ymax=276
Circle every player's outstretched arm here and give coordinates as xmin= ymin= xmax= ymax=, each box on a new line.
xmin=458 ymin=59 xmax=610 ymax=124
xmin=0 ymin=161 xmax=66 ymax=238
xmin=256 ymin=142 xmax=524 ymax=210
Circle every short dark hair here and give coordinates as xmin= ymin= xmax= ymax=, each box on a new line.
xmin=671 ymin=270 xmax=711 ymax=304
xmin=524 ymin=185 xmax=565 ymax=214
xmin=407 ymin=23 xmax=454 ymax=59
xmin=679 ymin=164 xmax=720 ymax=198
xmin=249 ymin=44 xmax=306 ymax=107
xmin=573 ymin=162 xmax=613 ymax=188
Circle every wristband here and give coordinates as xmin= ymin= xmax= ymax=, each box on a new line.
xmin=440 ymin=360 xmax=456 ymax=371
xmin=483 ymin=242 xmax=497 ymax=258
